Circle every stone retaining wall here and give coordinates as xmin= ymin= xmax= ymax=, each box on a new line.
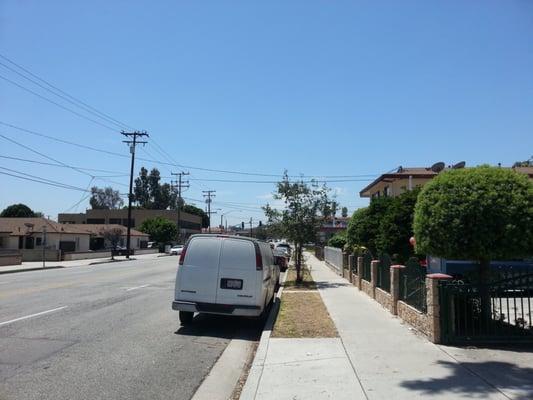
xmin=361 ymin=279 xmax=374 ymax=298
xmin=374 ymin=287 xmax=393 ymax=313
xmin=397 ymin=301 xmax=431 ymax=337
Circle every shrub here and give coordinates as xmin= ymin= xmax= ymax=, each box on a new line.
xmin=327 ymin=231 xmax=347 ymax=248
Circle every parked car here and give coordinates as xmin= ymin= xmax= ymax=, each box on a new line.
xmin=170 ymin=245 xmax=184 ymax=256
xmin=275 ymin=243 xmax=291 ymax=259
xmin=172 ymin=234 xmax=281 ymax=325
xmin=273 ymin=249 xmax=289 ymax=272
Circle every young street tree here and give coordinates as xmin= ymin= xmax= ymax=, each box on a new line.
xmin=341 ymin=206 xmax=348 ymax=218
xmin=263 ymin=173 xmax=329 ymax=282
xmin=414 ymin=166 xmax=533 ymax=319
xmin=101 ymin=227 xmax=124 ymax=260
xmin=89 ymin=187 xmax=124 ymax=210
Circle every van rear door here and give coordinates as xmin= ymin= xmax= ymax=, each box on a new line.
xmin=177 ymin=237 xmax=221 ymax=304
xmin=216 ymin=238 xmax=257 ymax=305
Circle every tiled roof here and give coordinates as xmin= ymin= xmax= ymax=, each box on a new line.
xmin=0 ymin=218 xmax=91 ymax=236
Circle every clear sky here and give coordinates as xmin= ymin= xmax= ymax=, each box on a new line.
xmin=1 ymin=1 xmax=532 ymax=226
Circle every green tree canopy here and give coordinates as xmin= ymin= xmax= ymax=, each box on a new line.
xmin=181 ymin=204 xmax=210 ymax=228
xmin=139 ymin=217 xmax=177 ymax=244
xmin=0 ymin=203 xmax=36 ymax=217
xmin=375 ymin=188 xmax=420 ymax=262
xmin=414 ymin=166 xmax=533 ymax=262
xmin=346 ymin=196 xmax=393 ymax=256
xmin=89 ymin=186 xmax=124 ymax=210
xmin=328 ymin=231 xmax=347 ymax=249
xmin=134 ymin=167 xmax=178 ymax=209
xmin=341 ymin=206 xmax=348 ymax=218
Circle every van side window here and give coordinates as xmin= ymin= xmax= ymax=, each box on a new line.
xmin=185 ymin=238 xmax=220 ymax=269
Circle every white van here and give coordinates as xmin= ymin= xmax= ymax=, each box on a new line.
xmin=172 ymin=235 xmax=281 ymax=325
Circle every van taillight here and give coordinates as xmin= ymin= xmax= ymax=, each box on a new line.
xmin=179 ymin=243 xmax=188 ymax=266
xmin=254 ymin=243 xmax=263 ymax=270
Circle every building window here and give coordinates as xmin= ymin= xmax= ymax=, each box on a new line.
xmin=87 ymin=218 xmax=105 ymax=224
xmin=36 ymin=237 xmax=42 ymax=246
xmin=109 ymin=218 xmax=122 ymax=225
xmin=384 ymin=186 xmax=390 ymax=197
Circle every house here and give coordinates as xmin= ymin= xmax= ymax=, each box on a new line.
xmin=360 ymin=163 xmax=533 ymax=199
xmin=0 ymin=218 xmax=149 ymax=261
xmin=0 ymin=217 xmax=91 ymax=261
xmin=58 ymin=208 xmax=202 ymax=239
xmin=317 ymin=217 xmax=349 ymax=244
xmin=359 ymin=166 xmax=439 ymax=199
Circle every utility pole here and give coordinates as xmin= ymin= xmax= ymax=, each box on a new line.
xmin=249 ymin=217 xmax=253 ymax=238
xmin=202 ymin=190 xmax=216 ymax=233
xmin=122 ymin=130 xmax=149 ymax=259
xmin=171 ymin=171 xmax=189 ymax=243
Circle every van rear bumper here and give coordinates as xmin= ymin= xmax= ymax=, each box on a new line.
xmin=172 ymin=300 xmax=262 ymax=317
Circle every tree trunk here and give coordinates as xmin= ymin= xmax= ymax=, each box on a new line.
xmin=295 ymin=243 xmax=302 ymax=283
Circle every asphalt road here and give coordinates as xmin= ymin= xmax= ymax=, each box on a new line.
xmin=0 ymin=255 xmax=262 ymax=400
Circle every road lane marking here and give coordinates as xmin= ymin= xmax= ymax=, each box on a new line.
xmin=125 ymin=284 xmax=150 ymax=291
xmin=0 ymin=306 xmax=68 ymax=327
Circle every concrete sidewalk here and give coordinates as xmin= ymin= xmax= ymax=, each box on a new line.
xmin=0 ymin=252 xmax=162 ymax=274
xmin=241 ymin=253 xmax=533 ymax=400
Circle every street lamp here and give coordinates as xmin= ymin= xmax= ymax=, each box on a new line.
xmin=221 ymin=210 xmax=242 ymax=231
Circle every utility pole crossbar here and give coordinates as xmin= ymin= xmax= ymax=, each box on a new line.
xmin=121 ymin=130 xmax=149 ymax=259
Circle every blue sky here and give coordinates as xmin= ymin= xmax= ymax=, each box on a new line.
xmin=1 ymin=1 xmax=532 ymax=226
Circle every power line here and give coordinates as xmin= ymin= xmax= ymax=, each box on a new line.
xmin=0 ymin=53 xmax=136 ymax=131
xmin=0 ymin=74 xmax=119 ymax=132
xmin=0 ymin=167 xmax=92 ymax=192
xmin=202 ymin=190 xmax=216 ymax=233
xmin=0 ymin=154 xmax=128 ymax=175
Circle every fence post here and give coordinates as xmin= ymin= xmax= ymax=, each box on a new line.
xmin=390 ymin=264 xmax=405 ymax=315
xmin=356 ymin=257 xmax=363 ymax=289
xmin=342 ymin=252 xmax=349 ymax=279
xmin=370 ymin=260 xmax=379 ymax=299
xmin=426 ymin=273 xmax=453 ymax=344
xmin=348 ymin=255 xmax=355 ymax=284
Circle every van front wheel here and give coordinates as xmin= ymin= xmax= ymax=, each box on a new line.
xmin=179 ymin=311 xmax=194 ymax=326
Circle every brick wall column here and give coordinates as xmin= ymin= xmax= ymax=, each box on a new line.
xmin=426 ymin=273 xmax=453 ymax=344
xmin=348 ymin=254 xmax=355 ymax=284
xmin=390 ymin=264 xmax=405 ymax=315
xmin=370 ymin=260 xmax=379 ymax=299
xmin=356 ymin=256 xmax=363 ymax=289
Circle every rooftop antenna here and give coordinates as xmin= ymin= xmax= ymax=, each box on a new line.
xmin=452 ymin=161 xmax=466 ymax=169
xmin=430 ymin=162 xmax=445 ymax=173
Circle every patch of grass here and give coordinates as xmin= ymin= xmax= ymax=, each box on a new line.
xmin=283 ymin=265 xmax=316 ymax=290
xmin=271 ymin=292 xmax=338 ymax=338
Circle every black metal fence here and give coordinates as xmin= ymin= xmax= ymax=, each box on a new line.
xmin=361 ymin=252 xmax=372 ymax=281
xmin=377 ymin=253 xmax=392 ymax=292
xmin=399 ymin=257 xmax=427 ymax=312
xmin=440 ymin=266 xmax=533 ymax=344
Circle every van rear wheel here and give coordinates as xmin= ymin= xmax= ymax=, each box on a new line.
xmin=179 ymin=311 xmax=194 ymax=325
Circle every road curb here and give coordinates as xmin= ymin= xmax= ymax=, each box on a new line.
xmin=239 ymin=272 xmax=287 ymax=400
xmin=0 ymin=266 xmax=64 ymax=275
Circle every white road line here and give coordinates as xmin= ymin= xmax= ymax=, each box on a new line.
xmin=125 ymin=284 xmax=150 ymax=291
xmin=0 ymin=306 xmax=68 ymax=327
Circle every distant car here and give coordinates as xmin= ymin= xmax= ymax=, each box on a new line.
xmin=170 ymin=245 xmax=184 ymax=256
xmin=275 ymin=243 xmax=291 ymax=258
xmin=273 ymin=248 xmax=289 ymax=272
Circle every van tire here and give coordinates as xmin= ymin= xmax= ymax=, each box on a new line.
xmin=179 ymin=311 xmax=194 ymax=325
